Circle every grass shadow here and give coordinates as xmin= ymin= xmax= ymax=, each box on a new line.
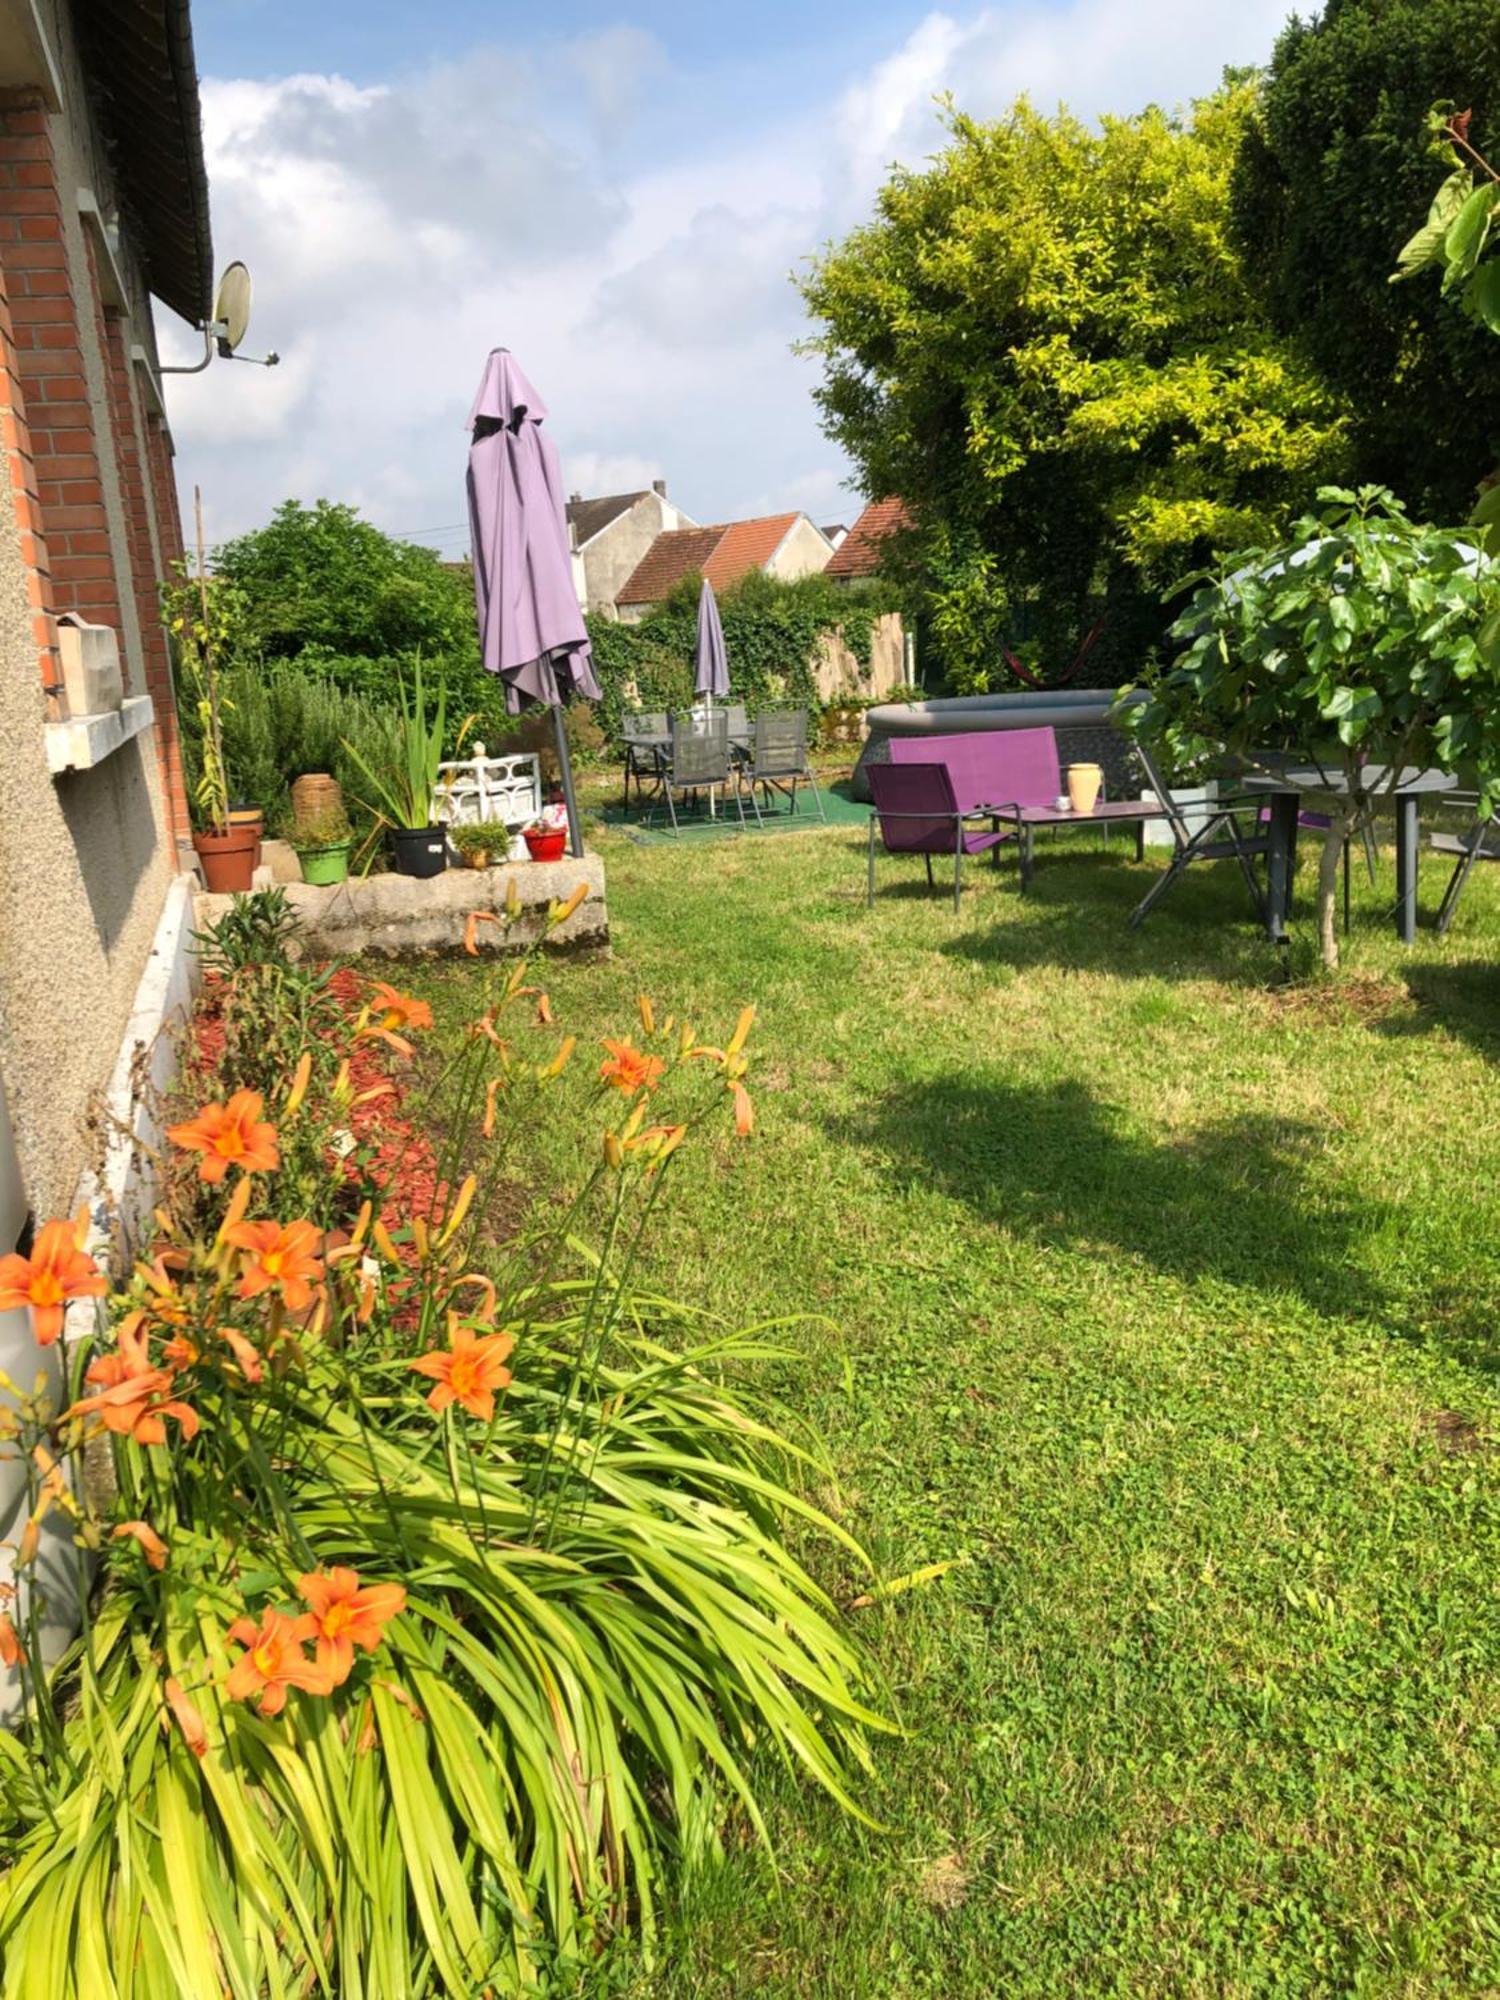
xmin=1375 ymin=960 xmax=1500 ymax=1063
xmin=832 ymin=1071 xmax=1391 ymax=1321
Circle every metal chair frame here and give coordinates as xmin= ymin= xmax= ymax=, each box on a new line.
xmin=620 ymin=712 xmax=669 ymax=810
xmin=655 ymin=711 xmax=747 ymax=836
xmin=1128 ymin=742 xmax=1270 ymax=930
xmin=1431 ymin=793 xmax=1500 ymax=934
xmin=741 ymin=711 xmax=825 ymax=825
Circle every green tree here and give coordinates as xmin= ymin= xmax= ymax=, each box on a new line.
xmin=213 ymin=499 xmax=477 ymax=663
xmin=1231 ymin=0 xmax=1500 ymax=521
xmin=800 ymin=85 xmax=1346 ymax=692
xmin=1126 ymin=487 xmax=1500 ymax=969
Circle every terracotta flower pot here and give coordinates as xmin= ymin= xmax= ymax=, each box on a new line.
xmin=194 ymin=823 xmax=260 ymax=893
xmin=524 ymin=826 xmax=567 ymax=863
xmin=1065 ymin=762 xmax=1103 ymax=815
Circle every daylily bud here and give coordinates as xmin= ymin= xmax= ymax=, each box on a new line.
xmin=638 ymin=993 xmax=656 ymax=1037
xmin=283 ymin=1049 xmax=313 ymax=1118
xmin=725 ymin=1004 xmax=756 ymax=1059
xmin=603 ymin=1132 xmax=624 ymax=1171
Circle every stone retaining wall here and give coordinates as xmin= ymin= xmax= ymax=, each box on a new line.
xmin=197 ymin=854 xmax=608 ymax=960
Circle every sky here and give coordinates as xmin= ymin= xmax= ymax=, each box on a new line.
xmin=164 ymin=0 xmax=1304 ymax=557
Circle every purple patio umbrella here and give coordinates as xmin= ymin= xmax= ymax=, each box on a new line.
xmin=466 ymin=348 xmax=600 ymax=858
xmin=694 ymin=576 xmax=730 ymax=709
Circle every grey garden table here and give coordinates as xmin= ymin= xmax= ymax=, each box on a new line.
xmin=1243 ymin=766 xmax=1457 ymax=944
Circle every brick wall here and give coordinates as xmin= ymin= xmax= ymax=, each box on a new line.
xmin=0 ymin=85 xmax=188 ymax=838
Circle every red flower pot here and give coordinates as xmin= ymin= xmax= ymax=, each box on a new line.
xmin=523 ymin=826 xmax=567 ymax=863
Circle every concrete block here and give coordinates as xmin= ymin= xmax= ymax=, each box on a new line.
xmin=196 ymin=852 xmax=608 ymax=960
xmin=261 ymin=837 xmax=303 ymax=884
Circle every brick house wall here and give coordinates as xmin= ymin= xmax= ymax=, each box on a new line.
xmin=0 ymin=79 xmax=189 ymax=838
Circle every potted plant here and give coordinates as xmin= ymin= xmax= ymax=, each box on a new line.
xmin=523 ymin=815 xmax=568 ymax=864
xmin=342 ymin=657 xmax=466 ymax=880
xmin=449 ymin=819 xmax=510 ymax=869
xmin=290 ymin=803 xmax=353 ymax=886
xmin=170 ymin=558 xmax=259 ymax=894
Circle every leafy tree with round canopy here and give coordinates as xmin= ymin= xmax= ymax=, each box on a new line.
xmin=799 ymin=84 xmax=1348 ymax=693
xmin=213 ymin=499 xmax=478 ymax=665
xmin=1231 ymin=0 xmax=1500 ymax=521
xmin=1125 ymin=488 xmax=1500 ymax=969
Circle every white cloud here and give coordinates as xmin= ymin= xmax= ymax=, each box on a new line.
xmin=162 ymin=0 xmax=1298 ymax=549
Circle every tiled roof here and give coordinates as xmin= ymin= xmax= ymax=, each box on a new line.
xmin=618 ymin=513 xmax=803 ymax=606
xmin=617 ymin=526 xmax=726 ymax=605
xmin=566 ymin=491 xmax=650 ymax=546
xmin=703 ymin=514 xmax=799 ymax=589
xmin=825 ymin=497 xmax=912 ymax=579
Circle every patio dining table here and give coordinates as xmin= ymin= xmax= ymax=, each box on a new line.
xmin=1242 ymin=765 xmax=1457 ymax=944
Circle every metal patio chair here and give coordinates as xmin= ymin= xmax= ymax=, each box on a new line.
xmin=1431 ymin=796 xmax=1500 ymax=934
xmin=658 ymin=711 xmax=746 ymax=835
xmin=741 ymin=710 xmax=825 ymax=825
xmin=867 ymin=761 xmax=1008 ymax=913
xmin=1128 ymin=742 xmax=1270 ymax=930
xmin=620 ymin=711 xmax=669 ymax=810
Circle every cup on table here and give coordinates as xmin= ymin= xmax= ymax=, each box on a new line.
xmin=1053 ymin=794 xmax=1072 ymax=813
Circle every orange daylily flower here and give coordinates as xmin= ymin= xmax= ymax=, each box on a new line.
xmin=167 ymin=1090 xmax=280 ymax=1184
xmin=0 ymin=1215 xmax=106 ymax=1346
xmin=408 ymin=1321 xmax=515 ymax=1421
xmin=224 ymin=1607 xmax=333 ymax=1715
xmin=0 ymin=1614 xmax=19 ymax=1669
xmin=163 ymin=1676 xmax=208 ymax=1757
xmin=225 ymin=1219 xmax=325 ymax=1312
xmin=113 ymin=1520 xmax=168 ymax=1570
xmin=296 ymin=1567 xmax=406 ymax=1685
xmin=464 ymin=909 xmax=499 ymax=956
xmin=68 ymin=1324 xmax=199 ymax=1447
xmin=598 ymin=1038 xmax=665 ymax=1096
xmin=358 ymin=982 xmax=433 ymax=1053
xmin=732 ymin=1082 xmax=755 ymax=1138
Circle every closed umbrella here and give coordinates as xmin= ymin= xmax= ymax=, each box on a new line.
xmin=694 ymin=576 xmax=729 ymax=708
xmin=466 ymin=348 xmax=600 ymax=858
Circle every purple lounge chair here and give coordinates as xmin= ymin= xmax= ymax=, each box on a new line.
xmin=867 ymin=762 xmax=1008 ymax=913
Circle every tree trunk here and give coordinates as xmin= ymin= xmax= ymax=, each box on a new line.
xmin=1316 ymin=811 xmax=1356 ymax=972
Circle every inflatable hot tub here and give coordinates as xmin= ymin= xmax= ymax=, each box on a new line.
xmin=851 ymin=687 xmax=1142 ymax=802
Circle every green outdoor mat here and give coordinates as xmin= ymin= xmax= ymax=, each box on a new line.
xmin=602 ymin=782 xmax=866 ymax=845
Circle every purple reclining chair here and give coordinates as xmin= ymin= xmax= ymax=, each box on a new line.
xmin=867 ymin=762 xmax=1008 ymax=913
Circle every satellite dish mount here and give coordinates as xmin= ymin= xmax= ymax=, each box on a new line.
xmin=161 ymin=260 xmax=280 ymax=375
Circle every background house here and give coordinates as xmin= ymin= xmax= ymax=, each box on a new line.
xmin=567 ymin=479 xmax=697 ymax=616
xmin=615 ymin=511 xmax=835 ymax=623
xmin=825 ymin=496 xmax=912 ymax=584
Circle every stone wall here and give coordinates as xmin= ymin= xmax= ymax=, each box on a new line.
xmin=812 ymin=611 xmax=906 ymax=704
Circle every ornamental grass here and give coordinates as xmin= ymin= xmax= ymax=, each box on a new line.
xmin=0 ymin=892 xmax=882 ymax=1998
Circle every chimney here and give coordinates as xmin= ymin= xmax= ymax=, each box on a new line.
xmin=569 ymin=491 xmax=582 ymax=504
xmin=652 ymin=479 xmax=667 ymax=498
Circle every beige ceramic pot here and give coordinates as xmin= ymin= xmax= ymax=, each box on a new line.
xmin=1065 ymin=762 xmax=1102 ymax=815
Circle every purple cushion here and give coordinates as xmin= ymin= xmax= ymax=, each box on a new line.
xmin=890 ymin=727 xmax=1062 ymax=815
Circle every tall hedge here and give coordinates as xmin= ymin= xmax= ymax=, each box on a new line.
xmin=1231 ymin=0 xmax=1500 ymax=518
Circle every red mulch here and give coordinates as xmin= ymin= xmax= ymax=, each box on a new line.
xmin=189 ymin=967 xmax=450 ymax=1239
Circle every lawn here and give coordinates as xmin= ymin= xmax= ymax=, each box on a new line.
xmin=403 ymin=792 xmax=1500 ymax=1998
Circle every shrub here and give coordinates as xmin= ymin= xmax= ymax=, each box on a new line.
xmin=0 ymin=912 xmax=882 ymax=1994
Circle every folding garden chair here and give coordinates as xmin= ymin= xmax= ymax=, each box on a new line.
xmin=866 ymin=762 xmax=1008 ymax=913
xmin=620 ymin=711 xmax=669 ymax=810
xmin=658 ymin=711 xmax=746 ymax=836
xmin=741 ymin=711 xmax=825 ymax=825
xmin=1128 ymin=742 xmax=1270 ymax=930
xmin=1431 ymin=797 xmax=1500 ymax=933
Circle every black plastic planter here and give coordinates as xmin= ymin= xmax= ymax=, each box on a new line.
xmin=391 ymin=826 xmax=448 ymax=879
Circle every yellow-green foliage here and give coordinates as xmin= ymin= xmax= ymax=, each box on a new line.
xmin=801 ymin=84 xmax=1348 ymax=691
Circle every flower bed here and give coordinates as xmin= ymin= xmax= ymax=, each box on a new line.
xmin=0 ymin=891 xmax=881 ymax=1996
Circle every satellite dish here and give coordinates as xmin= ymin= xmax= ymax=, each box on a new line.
xmin=212 ymin=262 xmax=252 ymax=356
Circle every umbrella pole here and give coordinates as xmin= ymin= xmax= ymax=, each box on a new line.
xmin=554 ymin=707 xmax=584 ymax=859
